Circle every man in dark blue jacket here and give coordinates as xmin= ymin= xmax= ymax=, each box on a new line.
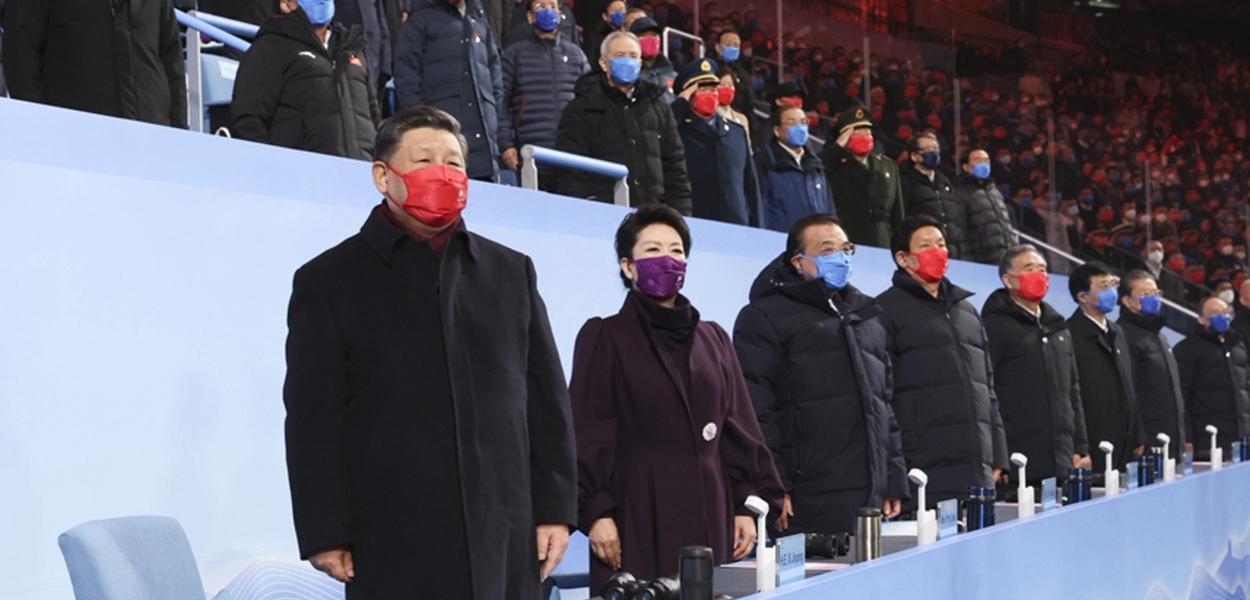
xmin=734 ymin=214 xmax=907 ymax=535
xmin=498 ymin=0 xmax=589 ymax=187
xmin=395 ymin=0 xmax=503 ymax=181
xmin=333 ymin=0 xmax=391 ymax=93
xmin=877 ymin=215 xmax=1009 ymax=507
xmin=755 ymin=105 xmax=834 ymax=233
xmin=673 ymin=59 xmax=759 ymax=226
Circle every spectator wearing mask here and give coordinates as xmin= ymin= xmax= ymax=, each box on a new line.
xmin=394 ymin=0 xmax=503 ymax=181
xmin=714 ymin=30 xmax=756 ymax=125
xmin=3 ymin=0 xmax=186 ymax=128
xmin=959 ymin=149 xmax=1019 ymax=265
xmin=900 ymin=132 xmax=965 ymax=259
xmin=754 ymin=105 xmax=833 ymax=233
xmin=570 ymin=205 xmax=783 ymax=591
xmin=497 ymin=0 xmax=590 ymax=185
xmin=583 ymin=0 xmax=625 ymax=67
xmin=1067 ymin=261 xmax=1143 ymax=473
xmin=232 ymin=0 xmax=379 ymax=160
xmin=629 ymin=17 xmax=676 ymax=104
xmin=716 ymin=72 xmax=751 ymax=145
xmin=822 ymin=106 xmax=904 ymax=250
xmin=503 ymin=0 xmax=578 ymax=47
xmin=877 ymin=215 xmax=1008 ymax=507
xmin=982 ymin=245 xmax=1091 ymax=486
xmin=734 ymin=214 xmax=908 ymax=535
xmin=1117 ymin=270 xmax=1188 ymax=459
xmin=672 ymin=59 xmax=759 ymax=226
xmin=1175 ymin=296 xmax=1250 ymax=459
xmin=556 ymin=31 xmax=691 ymax=213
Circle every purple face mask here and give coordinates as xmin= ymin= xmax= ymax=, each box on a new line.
xmin=632 ymin=256 xmax=686 ymax=299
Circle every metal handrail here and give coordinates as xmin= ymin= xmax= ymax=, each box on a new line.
xmin=661 ymin=27 xmax=705 ymax=62
xmin=519 ymin=145 xmax=630 ymax=207
xmin=175 ymin=9 xmax=251 ymax=53
xmin=191 ymin=11 xmax=261 ymax=39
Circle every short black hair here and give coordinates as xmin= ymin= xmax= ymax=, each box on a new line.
xmin=770 ymin=105 xmax=805 ymax=127
xmin=717 ymin=29 xmax=739 ymax=43
xmin=614 ymin=204 xmax=692 ymax=288
xmin=372 ymin=106 xmax=470 ymax=163
xmin=1119 ymin=269 xmax=1155 ymax=302
xmin=998 ymin=244 xmax=1041 ymax=278
xmin=1068 ymin=261 xmax=1117 ymax=302
xmin=890 ymin=214 xmax=945 ymax=256
xmin=786 ymin=214 xmax=841 ymax=261
xmin=907 ymin=131 xmax=938 ymax=154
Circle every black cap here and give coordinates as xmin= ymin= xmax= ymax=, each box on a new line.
xmin=629 ymin=16 xmax=661 ymax=35
xmin=770 ymin=82 xmax=803 ymax=103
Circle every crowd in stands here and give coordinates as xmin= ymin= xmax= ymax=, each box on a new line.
xmin=4 ymin=0 xmax=1249 ymax=312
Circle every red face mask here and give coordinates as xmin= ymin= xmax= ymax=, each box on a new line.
xmin=639 ymin=36 xmax=661 ymax=59
xmin=1014 ymin=271 xmax=1050 ymax=302
xmin=386 ymin=164 xmax=469 ymax=228
xmin=848 ymin=133 xmax=874 ymax=156
xmin=807 ymin=115 xmax=820 ymax=128
xmin=717 ymin=86 xmax=736 ymax=107
xmin=691 ymin=90 xmax=719 ymax=118
xmin=778 ymin=96 xmax=803 ymax=108
xmin=909 ymin=247 xmax=949 ymax=283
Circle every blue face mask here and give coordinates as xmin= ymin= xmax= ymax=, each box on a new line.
xmin=608 ymin=57 xmax=641 ymax=85
xmin=1139 ymin=295 xmax=1163 ymax=316
xmin=1092 ymin=288 xmax=1118 ymax=314
xmin=920 ymin=151 xmax=940 ymax=169
xmin=1019 ymin=196 xmax=1033 ymax=210
xmin=722 ymin=46 xmax=740 ymax=62
xmin=299 ymin=0 xmax=335 ymax=26
xmin=806 ymin=252 xmax=853 ymax=290
xmin=534 ymin=8 xmax=560 ymax=32
xmin=1210 ymin=314 xmax=1232 ymax=334
xmin=971 ymin=162 xmax=991 ymax=180
xmin=785 ymin=123 xmax=808 ymax=147
xmin=609 ymin=11 xmax=624 ymax=28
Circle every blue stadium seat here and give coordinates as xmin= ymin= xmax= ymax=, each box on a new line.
xmin=58 ymin=516 xmax=208 ymax=600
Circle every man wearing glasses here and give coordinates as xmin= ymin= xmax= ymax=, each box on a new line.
xmin=1117 ymin=270 xmax=1188 ymax=459
xmin=734 ymin=214 xmax=908 ymax=536
xmin=1174 ymin=295 xmax=1250 ymax=459
xmin=1067 ymin=261 xmax=1144 ymax=473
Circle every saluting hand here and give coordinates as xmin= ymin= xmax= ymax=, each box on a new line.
xmin=310 ymin=547 xmax=354 ymax=583
xmin=589 ymin=517 xmax=623 ymax=570
xmin=731 ymin=515 xmax=756 ymax=561
xmin=536 ymin=524 xmax=570 ymax=582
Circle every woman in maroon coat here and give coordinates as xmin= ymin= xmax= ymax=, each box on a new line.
xmin=570 ymin=205 xmax=784 ymax=590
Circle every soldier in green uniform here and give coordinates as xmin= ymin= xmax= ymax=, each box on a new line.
xmin=820 ymin=106 xmax=904 ymax=249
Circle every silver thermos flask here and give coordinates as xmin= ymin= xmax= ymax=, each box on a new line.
xmin=854 ymin=507 xmax=882 ymax=563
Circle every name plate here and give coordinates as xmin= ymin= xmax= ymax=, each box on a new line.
xmin=1126 ymin=463 xmax=1138 ymax=489
xmin=938 ymin=498 xmax=959 ymax=539
xmin=1183 ymin=451 xmax=1194 ymax=475
xmin=776 ymin=534 xmax=806 ymax=586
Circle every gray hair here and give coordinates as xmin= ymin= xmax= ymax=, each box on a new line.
xmin=998 ymin=244 xmax=1044 ymax=278
xmin=600 ymin=31 xmax=641 ymax=65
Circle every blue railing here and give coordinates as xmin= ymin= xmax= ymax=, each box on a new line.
xmin=519 ymin=145 xmax=631 ymax=207
xmin=175 ymin=10 xmax=252 ymax=54
xmin=193 ymin=11 xmax=261 ymax=39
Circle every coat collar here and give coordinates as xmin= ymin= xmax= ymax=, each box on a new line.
xmin=1118 ymin=307 xmax=1167 ymax=334
xmin=890 ymin=268 xmax=973 ymax=306
xmin=360 ymin=203 xmax=478 ymax=264
xmin=982 ymin=287 xmax=1067 ymax=331
xmin=764 ymin=138 xmax=821 ymax=173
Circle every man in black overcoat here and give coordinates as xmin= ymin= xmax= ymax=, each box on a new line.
xmin=283 ymin=106 xmax=576 ymax=599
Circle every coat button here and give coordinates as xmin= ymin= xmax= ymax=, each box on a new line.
xmin=1043 ymin=337 xmax=1049 ymax=344
xmin=702 ymin=422 xmax=718 ymax=441
xmin=1227 ymin=352 xmax=1232 ymax=358
xmin=630 ymin=138 xmax=637 ymax=145
xmin=475 ymin=133 xmax=482 ymax=138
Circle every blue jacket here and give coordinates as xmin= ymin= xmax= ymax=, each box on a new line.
xmin=497 ymin=31 xmax=589 ymax=153
xmin=394 ymin=0 xmax=502 ymax=180
xmin=333 ymin=0 xmax=392 ymax=86
xmin=673 ymin=98 xmax=760 ymax=226
xmin=754 ymin=137 xmax=834 ymax=233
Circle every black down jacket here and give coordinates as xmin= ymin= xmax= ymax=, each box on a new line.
xmin=231 ymin=11 xmax=379 ymax=159
xmin=1118 ymin=309 xmax=1188 ymax=457
xmin=733 ymin=256 xmax=908 ymax=534
xmin=957 ymin=173 xmax=1018 ymax=265
xmin=981 ymin=289 xmax=1088 ymax=482
xmin=555 ymin=71 xmax=692 ymax=213
xmin=876 ymin=270 xmax=1008 ymax=507
xmin=1174 ymin=328 xmax=1250 ymax=457
xmin=900 ymin=166 xmax=966 ymax=260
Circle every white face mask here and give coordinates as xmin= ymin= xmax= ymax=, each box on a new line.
xmin=1147 ymin=250 xmax=1164 ymax=265
xmin=1219 ymin=290 xmax=1236 ymax=305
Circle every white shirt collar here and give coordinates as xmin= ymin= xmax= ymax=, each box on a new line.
xmin=778 ymin=141 xmax=804 ymax=163
xmin=1082 ymin=310 xmax=1109 ymax=333
xmin=1012 ymin=298 xmax=1041 ymax=319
